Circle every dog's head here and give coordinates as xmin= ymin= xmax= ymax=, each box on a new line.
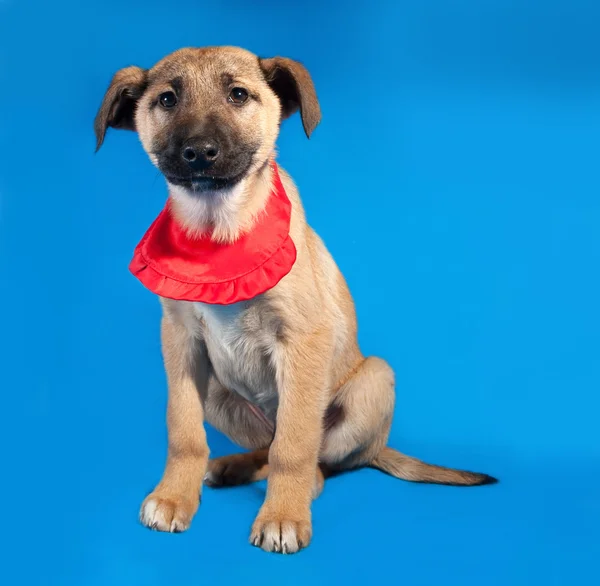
xmin=94 ymin=46 xmax=320 ymax=194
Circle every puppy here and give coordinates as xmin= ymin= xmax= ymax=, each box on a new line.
xmin=94 ymin=46 xmax=496 ymax=554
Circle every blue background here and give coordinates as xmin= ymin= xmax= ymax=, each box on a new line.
xmin=1 ymin=1 xmax=598 ymax=584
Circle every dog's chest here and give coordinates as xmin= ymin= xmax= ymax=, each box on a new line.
xmin=192 ymin=301 xmax=278 ymax=411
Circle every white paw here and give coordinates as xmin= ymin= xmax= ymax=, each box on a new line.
xmin=139 ymin=493 xmax=197 ymax=533
xmin=250 ymin=516 xmax=312 ymax=554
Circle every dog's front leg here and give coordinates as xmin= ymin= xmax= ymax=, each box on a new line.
xmin=140 ymin=315 xmax=209 ymax=533
xmin=250 ymin=334 xmax=329 ymax=553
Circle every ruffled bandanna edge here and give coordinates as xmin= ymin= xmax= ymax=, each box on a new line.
xmin=129 ymin=234 xmax=297 ymax=305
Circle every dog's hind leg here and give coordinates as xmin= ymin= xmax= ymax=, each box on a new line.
xmin=204 ymin=449 xmax=270 ymax=487
xmin=320 ymin=356 xmax=496 ymax=485
xmin=204 ymin=449 xmax=326 ymax=499
xmin=320 ymin=356 xmax=395 ymax=471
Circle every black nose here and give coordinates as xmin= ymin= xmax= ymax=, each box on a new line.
xmin=181 ymin=139 xmax=220 ymax=169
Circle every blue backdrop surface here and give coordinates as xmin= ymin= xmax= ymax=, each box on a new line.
xmin=0 ymin=1 xmax=598 ymax=584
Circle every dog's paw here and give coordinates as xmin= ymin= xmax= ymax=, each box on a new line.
xmin=204 ymin=454 xmax=261 ymax=487
xmin=250 ymin=512 xmax=312 ymax=554
xmin=139 ymin=492 xmax=198 ymax=533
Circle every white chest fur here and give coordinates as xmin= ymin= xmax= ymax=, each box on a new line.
xmin=193 ymin=301 xmax=246 ymax=357
xmin=192 ymin=301 xmax=278 ymax=412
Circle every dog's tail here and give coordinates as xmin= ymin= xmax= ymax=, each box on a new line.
xmin=370 ymin=446 xmax=497 ymax=486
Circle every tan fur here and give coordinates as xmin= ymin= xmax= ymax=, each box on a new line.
xmin=95 ymin=45 xmax=496 ymax=554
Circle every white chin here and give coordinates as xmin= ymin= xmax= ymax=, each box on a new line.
xmin=168 ymin=177 xmax=247 ymax=221
xmin=167 ymin=180 xmax=239 ymax=200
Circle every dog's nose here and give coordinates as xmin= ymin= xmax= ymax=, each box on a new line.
xmin=181 ymin=140 xmax=220 ymax=169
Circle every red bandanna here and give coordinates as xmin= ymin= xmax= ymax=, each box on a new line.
xmin=129 ymin=163 xmax=296 ymax=305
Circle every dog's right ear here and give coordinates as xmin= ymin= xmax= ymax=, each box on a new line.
xmin=94 ymin=66 xmax=147 ymax=152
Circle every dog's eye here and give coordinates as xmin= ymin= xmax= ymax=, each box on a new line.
xmin=229 ymin=87 xmax=249 ymax=104
xmin=159 ymin=91 xmax=177 ymax=109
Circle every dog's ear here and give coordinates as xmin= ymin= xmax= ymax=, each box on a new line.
xmin=94 ymin=66 xmax=148 ymax=152
xmin=259 ymin=57 xmax=321 ymax=138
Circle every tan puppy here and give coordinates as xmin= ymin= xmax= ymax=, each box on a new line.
xmin=95 ymin=46 xmax=496 ymax=554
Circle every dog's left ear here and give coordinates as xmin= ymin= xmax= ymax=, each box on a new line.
xmin=260 ymin=57 xmax=321 ymax=138
xmin=94 ymin=66 xmax=147 ymax=152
